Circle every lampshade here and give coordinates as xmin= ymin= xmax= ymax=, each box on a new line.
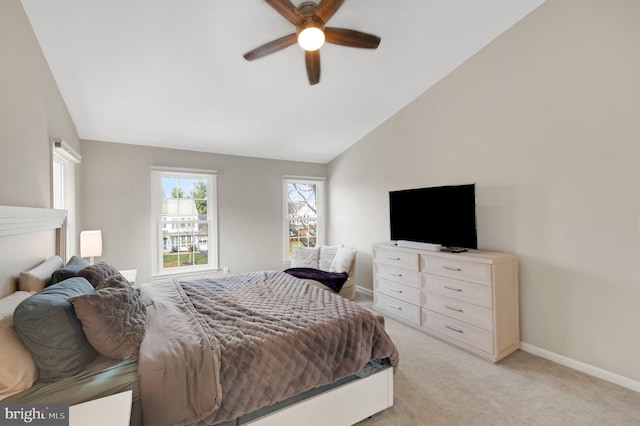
xmin=298 ymin=24 xmax=325 ymax=51
xmin=80 ymin=230 xmax=102 ymax=264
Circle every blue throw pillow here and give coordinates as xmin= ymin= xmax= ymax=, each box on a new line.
xmin=13 ymin=277 xmax=97 ymax=381
xmin=49 ymin=256 xmax=91 ymax=286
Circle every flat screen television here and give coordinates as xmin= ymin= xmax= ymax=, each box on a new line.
xmin=389 ymin=184 xmax=477 ymax=250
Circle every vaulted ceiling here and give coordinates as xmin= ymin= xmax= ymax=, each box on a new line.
xmin=21 ymin=0 xmax=544 ymax=163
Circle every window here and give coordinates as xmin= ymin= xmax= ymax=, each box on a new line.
xmin=151 ymin=168 xmax=217 ymax=276
xmin=52 ymin=139 xmax=81 ymax=260
xmin=283 ymin=177 xmax=325 ymax=261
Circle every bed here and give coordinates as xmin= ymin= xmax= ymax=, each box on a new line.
xmin=0 ymin=205 xmax=398 ymax=426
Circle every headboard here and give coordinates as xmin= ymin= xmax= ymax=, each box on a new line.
xmin=0 ymin=206 xmax=67 ymax=298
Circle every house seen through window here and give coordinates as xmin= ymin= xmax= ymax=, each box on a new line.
xmin=283 ymin=177 xmax=325 ymax=260
xmin=152 ymin=169 xmax=217 ymax=275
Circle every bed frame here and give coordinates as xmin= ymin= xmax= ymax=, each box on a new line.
xmin=248 ymin=367 xmax=393 ymax=426
xmin=0 ymin=205 xmax=394 ymax=425
xmin=0 ymin=205 xmax=67 ymax=297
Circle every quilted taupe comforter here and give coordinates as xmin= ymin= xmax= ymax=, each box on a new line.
xmin=138 ymin=271 xmax=399 ymax=426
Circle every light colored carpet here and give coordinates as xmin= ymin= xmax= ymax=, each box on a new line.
xmin=353 ymin=293 xmax=640 ymax=425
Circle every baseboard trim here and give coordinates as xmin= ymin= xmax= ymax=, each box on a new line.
xmin=520 ymin=342 xmax=640 ymax=393
xmin=356 ymin=286 xmax=373 ymax=296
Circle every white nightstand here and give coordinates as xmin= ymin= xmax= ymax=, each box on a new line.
xmin=119 ymin=269 xmax=137 ymax=285
xmin=70 ymin=390 xmax=132 ymax=426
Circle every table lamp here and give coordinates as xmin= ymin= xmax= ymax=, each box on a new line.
xmin=80 ymin=230 xmax=102 ymax=264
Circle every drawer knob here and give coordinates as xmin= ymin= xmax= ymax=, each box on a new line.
xmin=390 ymin=288 xmax=403 ymax=293
xmin=389 ymin=272 xmax=403 ymax=277
xmin=445 ymin=325 xmax=464 ymax=333
xmin=389 ymin=304 xmax=402 ymax=310
xmin=443 ymin=265 xmax=462 ymax=271
xmin=387 ymin=256 xmax=401 ymax=260
xmin=445 ymin=305 xmax=463 ymax=312
xmin=444 ymin=285 xmax=462 ymax=292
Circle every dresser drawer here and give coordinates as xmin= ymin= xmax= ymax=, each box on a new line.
xmin=375 ymin=263 xmax=421 ymax=288
xmin=422 ymin=274 xmax=493 ymax=309
xmin=421 ymin=255 xmax=492 ymax=286
xmin=376 ymin=278 xmax=422 ymax=305
xmin=374 ymin=247 xmax=419 ymax=271
xmin=422 ymin=310 xmax=494 ymax=354
xmin=424 ymin=292 xmax=493 ymax=331
xmin=374 ymin=293 xmax=421 ymax=325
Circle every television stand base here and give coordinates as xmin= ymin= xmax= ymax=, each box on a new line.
xmin=395 ymin=240 xmax=442 ymax=251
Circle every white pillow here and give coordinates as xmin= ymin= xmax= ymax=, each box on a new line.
xmin=318 ymin=245 xmax=342 ymax=272
xmin=330 ymin=247 xmax=356 ymax=273
xmin=18 ymin=255 xmax=64 ymax=292
xmin=0 ymin=291 xmax=38 ymax=400
xmin=0 ymin=291 xmax=34 ymax=324
xmin=290 ymin=245 xmax=320 ymax=269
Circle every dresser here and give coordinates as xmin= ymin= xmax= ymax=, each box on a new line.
xmin=373 ymin=242 xmax=519 ymax=362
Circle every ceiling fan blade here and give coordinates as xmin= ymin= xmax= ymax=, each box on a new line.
xmin=264 ymin=0 xmax=305 ymax=26
xmin=243 ymin=33 xmax=297 ymax=61
xmin=305 ymin=50 xmax=320 ymax=85
xmin=314 ymin=0 xmax=345 ymax=23
xmin=324 ymin=27 xmax=381 ymax=49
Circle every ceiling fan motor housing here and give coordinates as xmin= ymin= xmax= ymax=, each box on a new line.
xmin=299 ymin=1 xmax=320 ymax=18
xmin=297 ymin=1 xmax=325 ymax=35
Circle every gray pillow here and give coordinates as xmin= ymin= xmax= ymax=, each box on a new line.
xmin=13 ymin=277 xmax=97 ymax=381
xmin=67 ymin=275 xmax=147 ymax=360
xmin=95 ymin=273 xmax=130 ymax=291
xmin=76 ymin=262 xmax=123 ymax=289
xmin=49 ymin=256 xmax=91 ymax=286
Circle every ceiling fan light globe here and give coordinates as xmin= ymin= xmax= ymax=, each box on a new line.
xmin=298 ymin=27 xmax=325 ymax=51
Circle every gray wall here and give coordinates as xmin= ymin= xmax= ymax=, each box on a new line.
xmin=0 ymin=0 xmax=80 ymax=208
xmin=0 ymin=0 xmax=81 ymax=293
xmin=80 ymin=140 xmax=326 ymax=284
xmin=327 ymin=0 xmax=640 ymax=382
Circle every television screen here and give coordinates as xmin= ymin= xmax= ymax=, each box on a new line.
xmin=389 ymin=184 xmax=477 ymax=249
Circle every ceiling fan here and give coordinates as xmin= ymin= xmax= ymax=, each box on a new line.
xmin=243 ymin=0 xmax=381 ymax=85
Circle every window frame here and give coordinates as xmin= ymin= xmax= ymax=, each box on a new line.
xmin=151 ymin=167 xmax=218 ymax=277
xmin=52 ymin=139 xmax=80 ymax=260
xmin=282 ymin=176 xmax=325 ymax=262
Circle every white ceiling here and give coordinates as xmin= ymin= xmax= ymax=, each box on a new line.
xmin=21 ymin=0 xmax=544 ymax=163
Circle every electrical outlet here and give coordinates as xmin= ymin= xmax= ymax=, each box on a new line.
xmin=223 ymin=266 xmax=230 ymax=274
